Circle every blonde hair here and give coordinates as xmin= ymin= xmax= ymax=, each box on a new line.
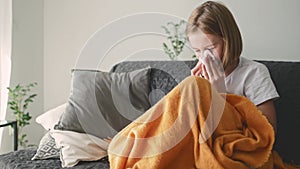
xmin=186 ymin=1 xmax=242 ymax=69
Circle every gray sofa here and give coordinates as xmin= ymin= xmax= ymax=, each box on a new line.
xmin=0 ymin=59 xmax=299 ymax=168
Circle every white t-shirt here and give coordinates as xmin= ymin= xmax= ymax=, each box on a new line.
xmin=225 ymin=57 xmax=279 ymax=105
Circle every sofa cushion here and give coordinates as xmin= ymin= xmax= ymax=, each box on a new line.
xmin=54 ymin=68 xmax=151 ymax=138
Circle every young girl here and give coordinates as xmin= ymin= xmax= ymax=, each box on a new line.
xmin=187 ymin=1 xmax=279 ymax=132
xmin=108 ymin=1 xmax=294 ymax=169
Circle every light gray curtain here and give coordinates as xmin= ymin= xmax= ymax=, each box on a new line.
xmin=0 ymin=0 xmax=12 ymax=149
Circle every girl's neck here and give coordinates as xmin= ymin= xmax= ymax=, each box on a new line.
xmin=224 ymin=59 xmax=239 ymax=77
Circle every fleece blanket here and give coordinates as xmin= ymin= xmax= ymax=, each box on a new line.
xmin=108 ymin=76 xmax=299 ymax=169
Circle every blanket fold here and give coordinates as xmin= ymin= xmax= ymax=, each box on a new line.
xmin=108 ymin=76 xmax=299 ymax=169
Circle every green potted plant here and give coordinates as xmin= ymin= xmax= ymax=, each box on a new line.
xmin=161 ymin=20 xmax=186 ymax=60
xmin=7 ymin=82 xmax=37 ymax=148
xmin=161 ymin=20 xmax=196 ymax=60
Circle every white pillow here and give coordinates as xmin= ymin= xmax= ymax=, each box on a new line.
xmin=51 ymin=130 xmax=108 ymax=168
xmin=36 ymin=103 xmax=67 ymax=130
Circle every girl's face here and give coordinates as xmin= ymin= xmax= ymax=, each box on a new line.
xmin=188 ymin=30 xmax=224 ymax=61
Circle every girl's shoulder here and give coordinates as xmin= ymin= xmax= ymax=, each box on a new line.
xmin=238 ymin=57 xmax=269 ymax=75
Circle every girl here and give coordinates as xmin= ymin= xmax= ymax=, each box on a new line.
xmin=108 ymin=1 xmax=291 ymax=169
xmin=187 ymin=1 xmax=278 ymax=132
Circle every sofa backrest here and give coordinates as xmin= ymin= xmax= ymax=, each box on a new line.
xmin=257 ymin=60 xmax=300 ymax=164
xmin=111 ymin=60 xmax=197 ymax=105
xmin=111 ymin=59 xmax=300 ymax=164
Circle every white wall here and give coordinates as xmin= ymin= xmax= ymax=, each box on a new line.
xmin=44 ymin=0 xmax=300 ymax=110
xmin=43 ymin=0 xmax=201 ymax=110
xmin=219 ymin=0 xmax=300 ymax=61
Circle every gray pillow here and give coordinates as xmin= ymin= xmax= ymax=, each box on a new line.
xmin=31 ymin=131 xmax=60 ymax=160
xmin=54 ymin=68 xmax=151 ymax=138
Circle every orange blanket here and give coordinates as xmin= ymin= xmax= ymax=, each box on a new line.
xmin=108 ymin=76 xmax=299 ymax=169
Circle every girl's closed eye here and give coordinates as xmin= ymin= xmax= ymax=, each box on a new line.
xmin=206 ymin=44 xmax=216 ymax=51
xmin=207 ymin=46 xmax=215 ymax=50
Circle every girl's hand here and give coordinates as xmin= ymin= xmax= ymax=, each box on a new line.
xmin=191 ymin=59 xmax=204 ymax=77
xmin=200 ymin=50 xmax=226 ymax=93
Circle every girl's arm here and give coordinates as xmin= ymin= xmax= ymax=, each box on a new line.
xmin=257 ymin=99 xmax=277 ymax=134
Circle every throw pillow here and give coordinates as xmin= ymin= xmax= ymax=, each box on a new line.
xmin=31 ymin=131 xmax=60 ymax=160
xmin=51 ymin=130 xmax=108 ymax=168
xmin=36 ymin=103 xmax=67 ymax=131
xmin=54 ymin=68 xmax=151 ymax=138
xmin=33 ymin=104 xmax=67 ymax=160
